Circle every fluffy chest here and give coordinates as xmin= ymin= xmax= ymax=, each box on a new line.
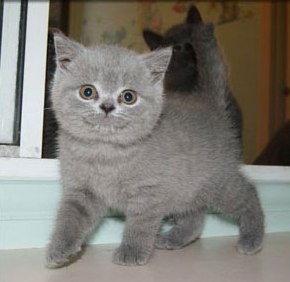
xmin=88 ymin=160 xmax=138 ymax=211
xmin=60 ymin=135 xmax=145 ymax=210
xmin=83 ymin=145 xmax=142 ymax=210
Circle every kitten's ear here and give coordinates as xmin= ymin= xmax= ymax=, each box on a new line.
xmin=140 ymin=47 xmax=172 ymax=84
xmin=53 ymin=33 xmax=84 ymax=70
xmin=143 ymin=30 xmax=164 ymax=50
xmin=186 ymin=5 xmax=203 ymax=25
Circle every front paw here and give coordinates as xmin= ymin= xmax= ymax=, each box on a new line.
xmin=113 ymin=244 xmax=152 ymax=266
xmin=46 ymin=244 xmax=82 ymax=269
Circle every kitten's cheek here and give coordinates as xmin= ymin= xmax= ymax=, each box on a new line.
xmin=82 ymin=115 xmax=90 ymax=124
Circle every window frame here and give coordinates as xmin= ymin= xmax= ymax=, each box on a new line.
xmin=0 ymin=0 xmax=22 ymax=146
xmin=0 ymin=0 xmax=49 ymax=158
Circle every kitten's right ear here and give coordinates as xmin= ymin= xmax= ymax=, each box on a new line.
xmin=143 ymin=30 xmax=164 ymax=50
xmin=53 ymin=33 xmax=84 ymax=70
xmin=140 ymin=47 xmax=172 ymax=84
xmin=186 ymin=5 xmax=203 ymax=25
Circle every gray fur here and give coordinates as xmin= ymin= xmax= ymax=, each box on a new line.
xmin=46 ymin=25 xmax=264 ymax=268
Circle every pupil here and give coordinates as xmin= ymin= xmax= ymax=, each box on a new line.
xmin=84 ymin=88 xmax=92 ymax=97
xmin=124 ymin=92 xmax=132 ymax=101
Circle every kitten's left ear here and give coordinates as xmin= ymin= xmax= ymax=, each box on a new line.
xmin=143 ymin=29 xmax=164 ymax=50
xmin=140 ymin=47 xmax=172 ymax=84
xmin=53 ymin=33 xmax=84 ymax=70
xmin=186 ymin=5 xmax=203 ymax=25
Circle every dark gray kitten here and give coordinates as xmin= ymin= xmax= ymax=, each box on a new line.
xmin=143 ymin=5 xmax=242 ymax=142
xmin=46 ymin=24 xmax=263 ymax=268
xmin=143 ymin=5 xmax=202 ymax=93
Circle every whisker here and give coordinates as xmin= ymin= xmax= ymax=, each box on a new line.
xmin=114 ymin=115 xmax=129 ymax=120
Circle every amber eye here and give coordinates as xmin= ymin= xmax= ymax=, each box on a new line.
xmin=79 ymin=85 xmax=98 ymax=100
xmin=119 ymin=89 xmax=137 ymax=105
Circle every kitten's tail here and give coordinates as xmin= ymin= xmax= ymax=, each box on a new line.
xmin=191 ymin=24 xmax=229 ymax=114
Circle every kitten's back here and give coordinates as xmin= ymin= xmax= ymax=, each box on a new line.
xmin=147 ymin=93 xmax=239 ymax=171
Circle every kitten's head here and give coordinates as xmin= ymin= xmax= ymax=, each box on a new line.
xmin=142 ymin=5 xmax=203 ymax=92
xmin=51 ymin=34 xmax=171 ymax=145
xmin=143 ymin=5 xmax=203 ymax=50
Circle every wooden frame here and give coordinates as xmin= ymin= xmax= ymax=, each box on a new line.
xmin=257 ymin=1 xmax=288 ymax=156
xmin=286 ymin=1 xmax=290 ymax=120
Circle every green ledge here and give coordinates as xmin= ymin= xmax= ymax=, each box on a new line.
xmin=1 ymin=174 xmax=290 ymax=249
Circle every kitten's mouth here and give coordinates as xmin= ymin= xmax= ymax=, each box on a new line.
xmin=82 ymin=113 xmax=128 ymax=132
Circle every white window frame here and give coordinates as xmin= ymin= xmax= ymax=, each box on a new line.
xmin=19 ymin=0 xmax=49 ymax=158
xmin=0 ymin=0 xmax=49 ymax=158
xmin=0 ymin=1 xmax=21 ymax=145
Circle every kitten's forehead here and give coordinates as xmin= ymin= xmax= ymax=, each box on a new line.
xmin=73 ymin=45 xmax=147 ymax=91
xmin=164 ymin=24 xmax=192 ymax=44
xmin=93 ymin=46 xmax=142 ymax=72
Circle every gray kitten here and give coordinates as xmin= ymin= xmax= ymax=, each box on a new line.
xmin=46 ymin=24 xmax=264 ymax=268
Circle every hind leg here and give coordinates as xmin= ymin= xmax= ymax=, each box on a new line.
xmin=236 ymin=186 xmax=264 ymax=255
xmin=155 ymin=208 xmax=206 ymax=250
xmin=209 ymin=173 xmax=264 ymax=255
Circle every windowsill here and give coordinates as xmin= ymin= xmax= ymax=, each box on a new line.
xmin=0 ymin=157 xmax=59 ymax=180
xmin=1 ymin=233 xmax=290 ymax=282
